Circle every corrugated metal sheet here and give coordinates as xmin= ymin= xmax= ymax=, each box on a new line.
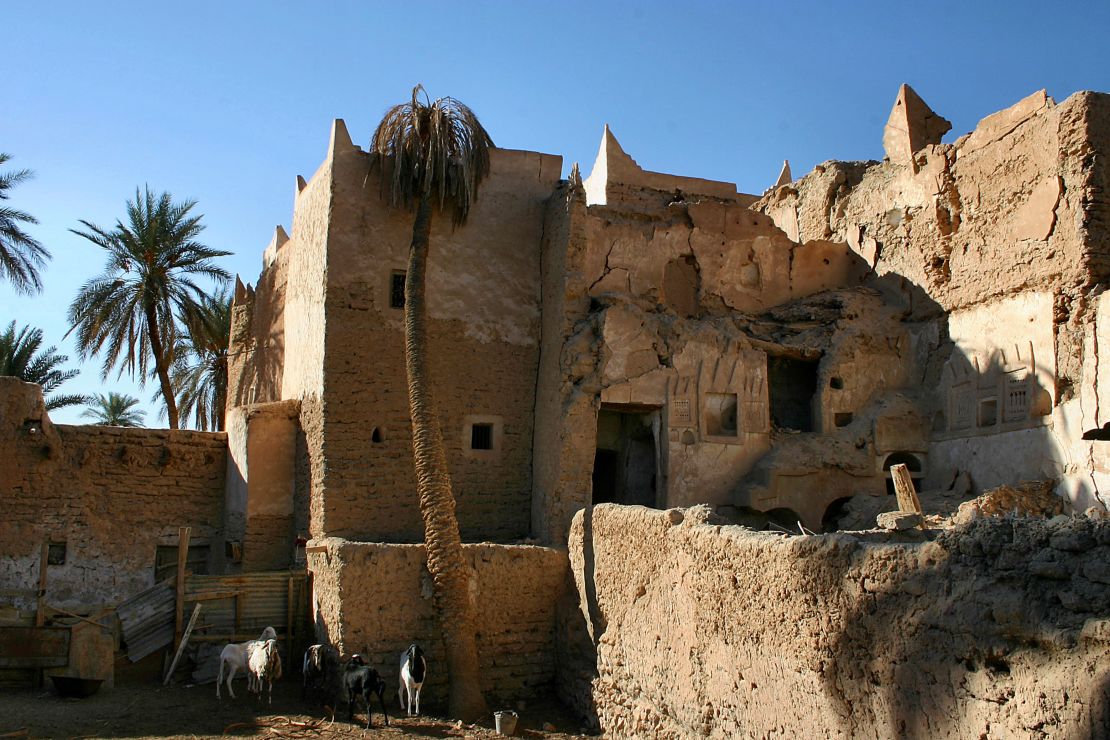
xmin=117 ymin=580 xmax=175 ymax=662
xmin=185 ymin=572 xmax=305 ymax=641
xmin=184 ymin=571 xmax=308 ymax=684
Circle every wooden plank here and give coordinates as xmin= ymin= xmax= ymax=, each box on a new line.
xmin=163 ymin=603 xmax=202 ymax=685
xmin=0 ymin=627 xmax=70 ymax=668
xmin=187 ymin=591 xmax=240 ymax=602
xmin=890 ymin=463 xmax=923 ymax=514
xmin=0 ymin=588 xmax=40 ymax=598
xmin=174 ymin=527 xmax=191 ymax=647
xmin=304 ymin=545 xmax=328 ymax=554
xmin=35 ymin=543 xmax=48 ymax=628
xmin=191 ymin=633 xmax=286 ymax=643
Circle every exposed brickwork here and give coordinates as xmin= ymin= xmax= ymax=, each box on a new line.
xmin=0 ymin=379 xmax=227 ymax=609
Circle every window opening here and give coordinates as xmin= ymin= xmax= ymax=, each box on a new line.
xmin=390 ymin=272 xmax=406 ymax=309
xmin=704 ymin=393 xmax=738 ymax=436
xmin=471 ymin=423 xmax=493 ymax=450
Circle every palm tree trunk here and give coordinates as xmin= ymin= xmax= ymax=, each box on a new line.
xmin=144 ymin=303 xmax=179 ymax=430
xmin=404 ymin=196 xmax=487 ymax=721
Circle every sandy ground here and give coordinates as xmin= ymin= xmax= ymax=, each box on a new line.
xmin=0 ymin=680 xmax=596 ymax=740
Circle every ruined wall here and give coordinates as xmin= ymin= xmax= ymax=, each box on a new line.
xmin=308 ymin=539 xmax=567 ymax=705
xmin=756 ymin=90 xmax=1110 ymax=512
xmin=311 ymin=134 xmax=562 ymax=541
xmin=0 ymin=379 xmax=227 ymax=610
xmin=561 ymin=504 xmax=1110 ymax=738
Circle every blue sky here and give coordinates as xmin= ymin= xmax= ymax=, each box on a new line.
xmin=5 ymin=1 xmax=1110 ymax=425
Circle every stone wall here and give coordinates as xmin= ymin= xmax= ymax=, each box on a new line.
xmin=0 ymin=378 xmax=227 ymax=610
xmin=308 ymin=538 xmax=567 ymax=706
xmin=562 ymin=504 xmax=1110 ymax=738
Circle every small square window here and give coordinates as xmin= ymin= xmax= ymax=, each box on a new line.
xmin=47 ymin=542 xmax=66 ymax=565
xmin=390 ymin=272 xmax=406 ymax=309
xmin=471 ymin=423 xmax=493 ymax=450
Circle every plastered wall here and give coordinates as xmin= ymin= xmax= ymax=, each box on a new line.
xmin=562 ymin=504 xmax=1110 ymax=738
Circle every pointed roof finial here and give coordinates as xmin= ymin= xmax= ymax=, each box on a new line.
xmin=296 ymin=175 xmax=308 ymax=193
xmin=882 ymin=84 xmax=951 ymax=165
xmin=568 ymin=162 xmax=582 ymax=189
xmin=775 ymin=160 xmax=792 ymax=187
xmin=327 ymin=119 xmax=354 ymax=160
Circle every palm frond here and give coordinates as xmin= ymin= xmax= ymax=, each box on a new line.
xmin=369 ymin=85 xmax=494 ymax=227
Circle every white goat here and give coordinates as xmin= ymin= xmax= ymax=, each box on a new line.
xmin=216 ymin=626 xmax=277 ymax=699
xmin=248 ymin=638 xmax=282 ymax=704
xmin=398 ymin=643 xmax=426 ymax=717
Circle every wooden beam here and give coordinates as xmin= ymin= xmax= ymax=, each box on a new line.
xmin=187 ymin=590 xmax=240 ymax=602
xmin=174 ymin=527 xmax=191 ymax=648
xmin=304 ymin=545 xmax=328 ymax=554
xmin=163 ymin=603 xmax=202 ymax=685
xmin=35 ymin=543 xmax=48 ymax=628
xmin=890 ymin=463 xmax=923 ymax=514
xmin=286 ymin=576 xmax=294 ymax=664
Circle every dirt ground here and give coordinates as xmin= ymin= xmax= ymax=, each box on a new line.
xmin=0 ymin=680 xmax=596 ymax=740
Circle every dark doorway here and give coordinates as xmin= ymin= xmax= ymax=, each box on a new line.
xmin=768 ymin=356 xmax=819 ymax=432
xmin=592 ymin=406 xmax=659 ymax=507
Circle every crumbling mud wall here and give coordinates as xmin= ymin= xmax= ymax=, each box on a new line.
xmin=562 ymin=505 xmax=1110 ymax=738
xmin=308 ymin=539 xmax=567 ymax=705
xmin=534 ymin=135 xmax=910 ymax=542
xmin=0 ymin=378 xmax=227 ymax=610
xmin=756 ymin=90 xmax=1110 ymax=512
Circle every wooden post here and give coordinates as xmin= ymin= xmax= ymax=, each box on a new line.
xmin=174 ymin=527 xmax=191 ymax=648
xmin=164 ymin=603 xmax=202 ymax=685
xmin=890 ymin=463 xmax=923 ymax=513
xmin=35 ymin=542 xmax=48 ymax=627
xmin=286 ymin=576 xmax=294 ymax=663
xmin=234 ymin=593 xmax=242 ymax=635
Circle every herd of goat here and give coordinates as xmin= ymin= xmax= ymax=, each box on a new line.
xmin=215 ymin=627 xmax=427 ymax=729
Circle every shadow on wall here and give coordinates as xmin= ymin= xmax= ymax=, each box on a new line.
xmin=820 ymin=517 xmax=1110 ymax=739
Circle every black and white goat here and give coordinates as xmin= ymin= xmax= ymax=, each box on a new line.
xmin=343 ymin=654 xmax=389 ymax=729
xmin=216 ymin=626 xmax=277 ymax=699
xmin=248 ymin=638 xmax=282 ymax=704
xmin=302 ymin=644 xmax=327 ymax=701
xmin=398 ymin=643 xmax=426 ymax=717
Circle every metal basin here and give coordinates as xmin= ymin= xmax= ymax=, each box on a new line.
xmin=50 ymin=676 xmax=104 ymax=698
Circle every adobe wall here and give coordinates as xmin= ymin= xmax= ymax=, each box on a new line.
xmin=310 ymin=131 xmax=562 ymax=542
xmin=0 ymin=378 xmax=227 ymax=610
xmin=754 ymin=90 xmax=1110 ymax=513
xmin=561 ymin=504 xmax=1110 ymax=738
xmin=534 ymin=160 xmax=912 ymax=541
xmin=307 ymin=539 xmax=567 ymax=705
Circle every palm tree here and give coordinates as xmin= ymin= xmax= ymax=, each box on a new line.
xmin=0 ymin=321 xmax=87 ymax=410
xmin=67 ymin=187 xmax=230 ymax=429
xmin=168 ymin=289 xmax=231 ymax=431
xmin=0 ymin=153 xmax=50 ymax=293
xmin=82 ymin=392 xmax=146 ymax=427
xmin=369 ymin=85 xmax=493 ymax=722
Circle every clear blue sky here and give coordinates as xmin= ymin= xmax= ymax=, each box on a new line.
xmin=5 ymin=1 xmax=1110 ymax=425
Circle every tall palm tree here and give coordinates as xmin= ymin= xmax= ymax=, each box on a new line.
xmin=82 ymin=392 xmax=146 ymax=427
xmin=369 ymin=85 xmax=493 ymax=721
xmin=0 ymin=321 xmax=87 ymax=410
xmin=67 ymin=187 xmax=230 ymax=429
xmin=168 ymin=289 xmax=231 ymax=431
xmin=0 ymin=153 xmax=50 ymax=294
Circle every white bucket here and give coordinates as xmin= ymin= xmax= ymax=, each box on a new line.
xmin=494 ymin=710 xmax=519 ymax=736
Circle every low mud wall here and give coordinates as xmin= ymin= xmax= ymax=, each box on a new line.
xmin=0 ymin=379 xmax=227 ymax=611
xmin=308 ymin=539 xmax=567 ymax=707
xmin=562 ymin=504 xmax=1110 ymax=738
